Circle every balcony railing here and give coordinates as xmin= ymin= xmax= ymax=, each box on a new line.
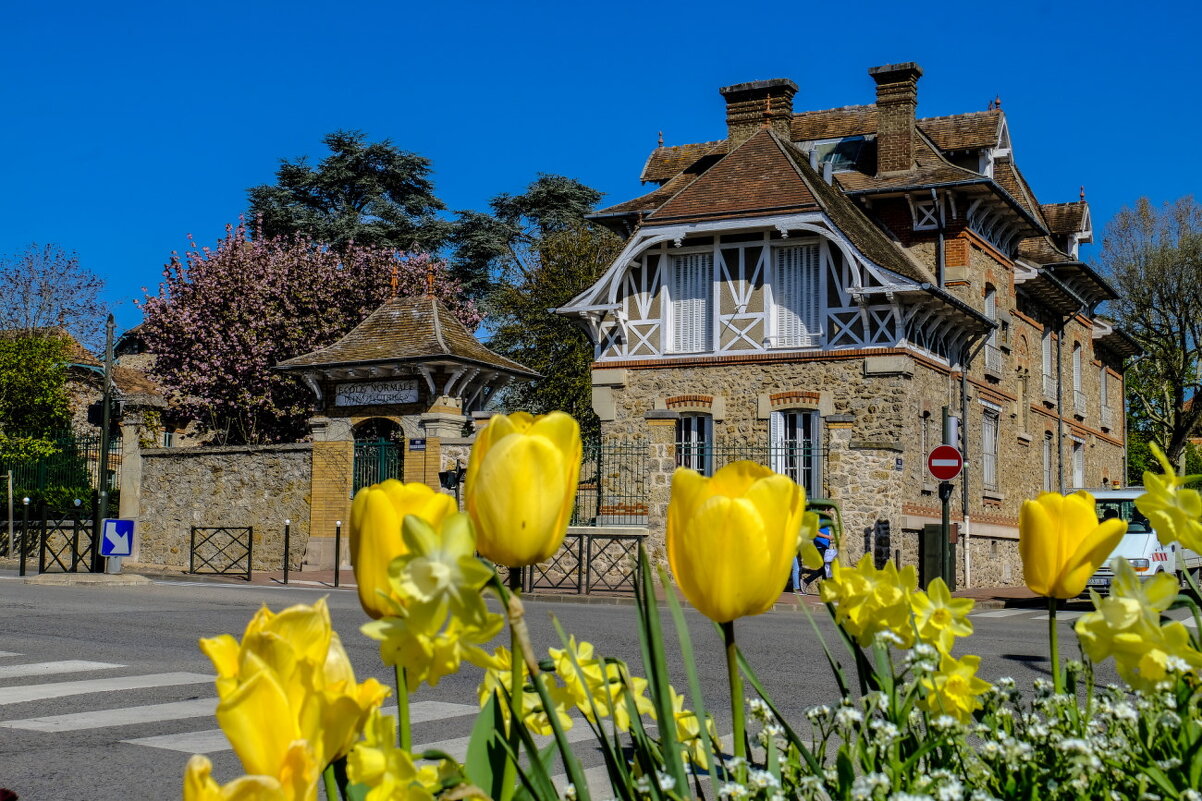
xmin=1074 ymin=389 xmax=1087 ymax=416
xmin=1043 ymin=373 xmax=1057 ymax=399
xmin=1101 ymin=404 xmax=1114 ymax=430
xmin=984 ymin=344 xmax=1004 ymax=375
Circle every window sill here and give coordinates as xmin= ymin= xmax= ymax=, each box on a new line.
xmin=982 ymin=488 xmax=1005 ymax=502
xmin=1016 ymin=432 xmax=1033 ymax=445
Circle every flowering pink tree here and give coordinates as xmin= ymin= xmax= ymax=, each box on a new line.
xmin=139 ymin=222 xmax=480 ymax=444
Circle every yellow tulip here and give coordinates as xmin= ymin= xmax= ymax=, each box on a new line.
xmin=465 ymin=411 xmax=582 ymax=567
xmin=667 ymin=461 xmax=804 ymax=623
xmin=351 ymin=479 xmax=458 ymax=619
xmin=1019 ymin=491 xmax=1127 ymax=599
xmin=198 ymin=599 xmax=389 ymax=774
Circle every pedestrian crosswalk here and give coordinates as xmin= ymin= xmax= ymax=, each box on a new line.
xmin=969 ymin=607 xmax=1197 ymax=626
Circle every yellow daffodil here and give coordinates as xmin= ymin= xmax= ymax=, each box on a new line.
xmin=477 ymin=646 xmax=574 ymax=735
xmin=1075 ymin=559 xmax=1202 ymax=690
xmin=1136 ymin=443 xmax=1202 ymax=552
xmin=364 ymin=613 xmax=504 ymax=691
xmin=347 ymin=710 xmax=447 ymax=801
xmin=550 ymin=636 xmax=605 ymax=712
xmin=667 ymin=461 xmax=805 ymax=623
xmin=670 ymin=686 xmax=720 ymax=767
xmin=1019 ymin=491 xmax=1127 ymax=599
xmin=911 ymin=578 xmax=974 ymax=653
xmin=465 ymin=411 xmax=582 ymax=567
xmin=183 ymin=748 xmax=317 ymax=801
xmin=198 ymin=599 xmax=389 ymax=772
xmin=918 ymin=653 xmax=991 ymax=723
xmin=350 ymin=479 xmax=458 ymax=619
xmin=820 ymin=554 xmax=918 ymax=647
xmin=389 ymin=513 xmax=497 ymax=629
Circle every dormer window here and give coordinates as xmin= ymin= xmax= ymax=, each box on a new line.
xmin=806 ymin=136 xmax=872 ymax=173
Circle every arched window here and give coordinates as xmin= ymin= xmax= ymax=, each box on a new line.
xmin=353 ymin=418 xmax=404 ymax=491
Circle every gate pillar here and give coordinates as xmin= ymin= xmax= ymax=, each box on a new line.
xmin=305 ymin=416 xmax=354 ymax=571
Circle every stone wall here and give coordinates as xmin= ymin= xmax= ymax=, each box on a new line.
xmin=134 ymin=443 xmax=312 ymax=572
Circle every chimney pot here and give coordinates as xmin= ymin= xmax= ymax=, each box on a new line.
xmin=719 ymin=78 xmax=797 ymax=145
xmin=868 ymin=62 xmax=923 ymax=175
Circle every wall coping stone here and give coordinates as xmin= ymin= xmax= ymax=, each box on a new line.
xmin=644 ymin=409 xmax=681 ymax=420
xmin=142 ymin=442 xmax=314 ymax=458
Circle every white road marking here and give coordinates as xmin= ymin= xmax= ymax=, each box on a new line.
xmin=1 ymin=698 xmax=216 ymax=732
xmin=1031 ymin=611 xmax=1084 ymax=621
xmin=124 ymin=700 xmax=481 ymax=753
xmin=0 ymin=660 xmax=123 ymax=680
xmin=970 ymin=609 xmax=1032 ymax=618
xmin=0 ymin=652 xmax=22 ymax=658
xmin=0 ymin=672 xmax=213 ymax=705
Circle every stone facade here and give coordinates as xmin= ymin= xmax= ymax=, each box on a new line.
xmin=133 ymin=443 xmax=312 ymax=572
xmin=560 ymin=64 xmax=1137 ymax=588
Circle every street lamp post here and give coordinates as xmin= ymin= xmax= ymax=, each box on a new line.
xmin=19 ymin=497 xmax=30 ymax=577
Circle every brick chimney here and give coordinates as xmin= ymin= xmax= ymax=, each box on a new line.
xmin=719 ymin=79 xmax=797 ymax=145
xmin=868 ymin=62 xmax=923 ymax=174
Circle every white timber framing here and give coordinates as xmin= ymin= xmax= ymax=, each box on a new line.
xmin=559 ymin=211 xmax=979 ymax=365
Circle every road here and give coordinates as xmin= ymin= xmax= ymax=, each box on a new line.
xmin=0 ymin=573 xmax=1145 ymax=800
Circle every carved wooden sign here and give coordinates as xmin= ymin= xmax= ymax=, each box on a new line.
xmin=334 ymin=379 xmax=420 ymax=407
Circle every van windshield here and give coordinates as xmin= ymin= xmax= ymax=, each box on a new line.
xmin=1095 ymin=499 xmax=1151 ymax=534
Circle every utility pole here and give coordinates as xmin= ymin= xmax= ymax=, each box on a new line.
xmin=95 ymin=314 xmax=115 ymax=572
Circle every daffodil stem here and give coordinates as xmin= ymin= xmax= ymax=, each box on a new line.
xmin=1048 ymin=596 xmax=1062 ymax=695
xmin=721 ymin=621 xmax=746 ymax=765
xmin=322 ymin=762 xmax=340 ymax=800
xmin=394 ymin=664 xmax=411 ymax=752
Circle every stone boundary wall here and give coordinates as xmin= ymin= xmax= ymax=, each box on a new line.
xmin=132 ymin=443 xmax=312 ymax=572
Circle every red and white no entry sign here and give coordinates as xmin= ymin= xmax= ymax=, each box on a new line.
xmin=927 ymin=445 xmax=963 ymax=481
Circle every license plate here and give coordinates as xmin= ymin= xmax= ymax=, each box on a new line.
xmin=1087 ymin=577 xmax=1110 ymax=586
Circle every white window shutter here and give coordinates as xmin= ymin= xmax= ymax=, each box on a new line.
xmin=671 ymin=254 xmax=711 ymax=353
xmin=775 ymin=244 xmax=819 ymax=347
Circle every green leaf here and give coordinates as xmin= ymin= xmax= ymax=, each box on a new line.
xmin=465 ymin=694 xmax=509 ymax=801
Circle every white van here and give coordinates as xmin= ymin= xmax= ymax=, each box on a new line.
xmin=1083 ymin=488 xmax=1202 ymax=594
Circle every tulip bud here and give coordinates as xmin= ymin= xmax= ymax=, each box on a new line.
xmin=667 ymin=461 xmax=805 ymax=622
xmin=350 ymin=479 xmax=457 ymax=619
xmin=465 ymin=411 xmax=582 ymax=567
xmin=1019 ymin=491 xmax=1127 ymax=599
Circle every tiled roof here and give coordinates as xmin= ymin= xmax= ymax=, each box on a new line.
xmin=646 ymin=129 xmax=820 ymax=223
xmin=918 ymin=110 xmax=1002 ymax=151
xmin=835 ymin=131 xmax=985 ymax=193
xmin=640 ymin=109 xmax=1002 ymax=183
xmin=639 ymin=141 xmax=726 ymax=184
xmin=1018 ymin=236 xmax=1074 ymax=265
xmin=276 ymin=296 xmax=538 ymax=377
xmin=992 ymin=157 xmax=1047 ymax=229
xmin=791 ymin=105 xmax=877 ymax=140
xmin=1042 ymin=202 xmax=1088 ymax=234
xmin=594 ymin=174 xmax=692 ymax=216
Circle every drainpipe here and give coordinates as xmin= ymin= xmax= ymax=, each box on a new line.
xmin=931 ymin=189 xmax=945 ymax=287
xmin=960 ymin=333 xmax=989 ymax=587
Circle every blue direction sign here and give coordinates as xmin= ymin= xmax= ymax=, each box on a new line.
xmin=100 ymin=519 xmax=135 ymax=557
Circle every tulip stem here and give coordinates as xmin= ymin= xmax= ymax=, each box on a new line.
xmin=1048 ymin=597 xmax=1062 ymax=695
xmin=720 ymin=621 xmax=746 ymax=768
xmin=394 ymin=664 xmax=411 ymax=752
xmin=322 ymin=763 xmax=340 ymax=800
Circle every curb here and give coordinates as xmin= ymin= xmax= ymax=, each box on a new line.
xmin=23 ymin=573 xmax=152 ymax=587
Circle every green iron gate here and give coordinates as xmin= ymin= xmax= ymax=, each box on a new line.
xmin=353 ymin=438 xmax=403 ymax=493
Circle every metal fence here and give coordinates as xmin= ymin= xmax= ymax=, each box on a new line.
xmin=521 ymin=531 xmax=643 ymax=594
xmin=680 ymin=443 xmax=828 ymax=498
xmin=572 ymin=438 xmax=650 ymax=526
xmin=190 ymin=526 xmax=254 ymax=580
xmin=0 ymin=431 xmax=122 ymax=494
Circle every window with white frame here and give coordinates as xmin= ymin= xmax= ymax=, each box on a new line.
xmin=669 ymin=253 xmax=712 ymax=353
xmin=675 ymin=414 xmax=712 ymax=475
xmin=982 ymin=403 xmax=1000 ymax=489
xmin=1041 ymin=329 xmax=1055 ymax=397
xmin=1100 ymin=364 xmax=1109 ymax=405
xmin=1043 ymin=432 xmax=1052 ymax=490
xmin=772 ymin=244 xmax=820 ymax=348
xmin=1042 ymin=434 xmax=1053 ymax=492
xmin=1072 ymin=438 xmax=1085 ymax=489
xmin=769 ymin=409 xmax=821 ymax=493
xmin=1072 ymin=343 xmax=1082 ymax=391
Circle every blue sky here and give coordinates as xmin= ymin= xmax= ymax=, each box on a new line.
xmin=2 ymin=1 xmax=1197 ymax=333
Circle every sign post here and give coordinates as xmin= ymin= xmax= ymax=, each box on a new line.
xmin=100 ymin=518 xmax=135 ymax=574
xmin=927 ymin=444 xmax=963 ymax=588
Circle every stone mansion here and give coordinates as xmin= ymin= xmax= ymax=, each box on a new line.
xmin=557 ymin=63 xmax=1138 ymax=586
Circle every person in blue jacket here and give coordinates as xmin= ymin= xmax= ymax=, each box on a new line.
xmin=792 ymin=518 xmax=837 ymax=596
